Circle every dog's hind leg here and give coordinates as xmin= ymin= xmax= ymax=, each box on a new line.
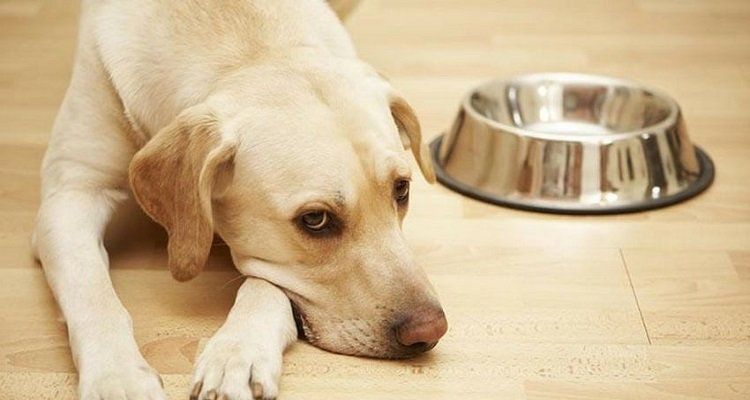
xmin=190 ymin=277 xmax=297 ymax=400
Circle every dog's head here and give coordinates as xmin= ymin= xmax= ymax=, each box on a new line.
xmin=129 ymin=59 xmax=446 ymax=358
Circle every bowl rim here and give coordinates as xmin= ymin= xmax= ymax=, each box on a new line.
xmin=462 ymin=72 xmax=681 ymax=143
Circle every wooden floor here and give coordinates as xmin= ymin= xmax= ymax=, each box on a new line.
xmin=1 ymin=0 xmax=749 ymax=399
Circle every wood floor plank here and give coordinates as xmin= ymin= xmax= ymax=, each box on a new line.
xmin=623 ymin=250 xmax=750 ymax=345
xmin=405 ymin=218 xmax=750 ymax=251
xmin=525 ymin=380 xmax=750 ymax=400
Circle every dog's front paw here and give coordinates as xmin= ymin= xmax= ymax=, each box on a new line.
xmin=79 ymin=360 xmax=166 ymax=400
xmin=191 ymin=336 xmax=283 ymax=400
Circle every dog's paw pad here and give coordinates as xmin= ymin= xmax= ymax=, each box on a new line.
xmin=192 ymin=337 xmax=282 ymax=400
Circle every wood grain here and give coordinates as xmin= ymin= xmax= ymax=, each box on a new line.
xmin=1 ymin=0 xmax=749 ymax=399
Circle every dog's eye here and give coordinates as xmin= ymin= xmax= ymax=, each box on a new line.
xmin=300 ymin=211 xmax=330 ymax=232
xmin=394 ymin=179 xmax=410 ymax=205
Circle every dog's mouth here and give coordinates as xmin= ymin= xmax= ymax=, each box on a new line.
xmin=288 ymin=299 xmax=440 ymax=359
xmin=290 ymin=300 xmax=310 ymax=341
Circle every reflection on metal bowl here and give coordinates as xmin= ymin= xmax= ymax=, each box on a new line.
xmin=431 ymin=73 xmax=714 ymax=214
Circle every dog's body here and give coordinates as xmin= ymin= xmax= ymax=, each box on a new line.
xmin=34 ymin=1 xmax=447 ymax=399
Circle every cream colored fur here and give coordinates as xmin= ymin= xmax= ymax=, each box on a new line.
xmin=34 ymin=1 xmax=442 ymax=399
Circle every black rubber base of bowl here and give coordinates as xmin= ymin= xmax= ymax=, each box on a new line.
xmin=429 ymin=135 xmax=715 ymax=215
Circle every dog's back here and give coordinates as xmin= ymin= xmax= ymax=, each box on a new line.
xmin=81 ymin=0 xmax=356 ymax=140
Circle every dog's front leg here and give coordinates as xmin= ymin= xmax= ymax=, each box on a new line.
xmin=191 ymin=277 xmax=297 ymax=400
xmin=35 ymin=190 xmax=166 ymax=400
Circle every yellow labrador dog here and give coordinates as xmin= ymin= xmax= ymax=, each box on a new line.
xmin=33 ymin=0 xmax=447 ymax=399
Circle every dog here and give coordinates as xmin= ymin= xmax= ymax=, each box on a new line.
xmin=33 ymin=1 xmax=448 ymax=399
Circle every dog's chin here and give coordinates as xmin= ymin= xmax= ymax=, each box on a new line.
xmin=289 ymin=301 xmax=436 ymax=359
xmin=309 ymin=335 xmax=435 ymax=360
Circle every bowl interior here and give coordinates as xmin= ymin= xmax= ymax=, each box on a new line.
xmin=469 ymin=76 xmax=674 ymax=136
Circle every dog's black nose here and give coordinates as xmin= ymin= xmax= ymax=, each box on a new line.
xmin=394 ymin=307 xmax=448 ymax=349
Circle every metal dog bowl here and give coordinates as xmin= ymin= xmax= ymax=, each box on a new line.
xmin=431 ymin=73 xmax=714 ymax=214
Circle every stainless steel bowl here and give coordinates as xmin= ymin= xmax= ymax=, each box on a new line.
xmin=431 ymin=73 xmax=714 ymax=214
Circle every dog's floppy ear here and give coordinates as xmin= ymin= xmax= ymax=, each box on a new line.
xmin=129 ymin=104 xmax=237 ymax=281
xmin=389 ymin=95 xmax=436 ymax=183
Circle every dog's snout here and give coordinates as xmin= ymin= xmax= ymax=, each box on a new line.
xmin=394 ymin=307 xmax=448 ymax=349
